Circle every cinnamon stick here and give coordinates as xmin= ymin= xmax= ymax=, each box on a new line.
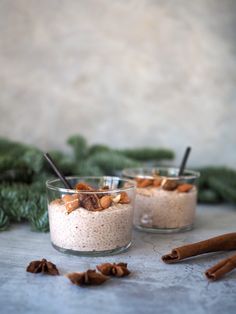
xmin=162 ymin=233 xmax=236 ymax=264
xmin=205 ymin=254 xmax=236 ymax=281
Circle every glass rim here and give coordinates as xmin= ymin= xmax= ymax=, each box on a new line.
xmin=46 ymin=176 xmax=136 ymax=194
xmin=122 ymin=167 xmax=200 ymax=180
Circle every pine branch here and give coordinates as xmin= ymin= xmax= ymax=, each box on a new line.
xmin=75 ymin=160 xmax=104 ymax=176
xmin=197 ymin=167 xmax=236 ymax=204
xmin=0 ymin=156 xmax=33 ymax=183
xmin=198 ymin=189 xmax=221 ymax=204
xmin=0 ymin=208 xmax=10 ymax=231
xmin=87 ymin=144 xmax=111 ymax=155
xmin=208 ymin=177 xmax=236 ymax=204
xmin=0 ymin=138 xmax=44 ymax=182
xmin=29 ymin=196 xmax=49 ymax=232
xmin=67 ymin=135 xmax=88 ymax=161
xmin=118 ymin=148 xmax=175 ymax=161
xmin=0 ymin=183 xmax=48 ymax=231
xmin=46 ymin=150 xmax=75 ymax=175
xmin=21 ymin=148 xmax=45 ymax=174
xmin=87 ymin=151 xmax=140 ymax=175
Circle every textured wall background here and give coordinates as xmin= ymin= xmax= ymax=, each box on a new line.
xmin=0 ymin=0 xmax=236 ymax=167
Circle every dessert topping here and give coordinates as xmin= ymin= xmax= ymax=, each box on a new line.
xmin=26 ymin=258 xmax=59 ymax=275
xmin=96 ymin=262 xmax=130 ymax=277
xmin=119 ymin=191 xmax=130 ymax=204
xmin=75 ymin=182 xmax=94 ymax=191
xmin=161 ymin=179 xmax=178 ymax=191
xmin=66 ymin=270 xmax=108 ymax=286
xmin=177 ymin=183 xmax=193 ymax=193
xmin=100 ymin=195 xmax=112 ymax=209
xmin=136 ymin=175 xmax=195 ymax=193
xmin=136 ymin=178 xmax=153 ymax=188
xmin=80 ymin=194 xmax=101 ymax=211
xmin=56 ymin=182 xmax=131 ymax=213
xmin=112 ymin=194 xmax=121 ymax=203
xmin=62 ymin=194 xmax=80 ymax=213
xmin=153 ymin=176 xmax=162 ymax=187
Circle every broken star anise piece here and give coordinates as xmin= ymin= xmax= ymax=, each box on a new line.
xmin=26 ymin=258 xmax=59 ymax=275
xmin=80 ymin=194 xmax=101 ymax=211
xmin=66 ymin=270 xmax=108 ymax=286
xmin=96 ymin=262 xmax=130 ymax=277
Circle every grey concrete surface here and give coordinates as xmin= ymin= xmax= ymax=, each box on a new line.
xmin=0 ymin=204 xmax=236 ymax=314
xmin=0 ymin=0 xmax=236 ymax=167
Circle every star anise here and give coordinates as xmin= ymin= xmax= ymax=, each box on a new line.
xmin=66 ymin=270 xmax=108 ymax=286
xmin=26 ymin=258 xmax=59 ymax=275
xmin=80 ymin=194 xmax=101 ymax=211
xmin=96 ymin=263 xmax=130 ymax=277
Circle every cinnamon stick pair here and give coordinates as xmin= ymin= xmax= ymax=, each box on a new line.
xmin=162 ymin=233 xmax=236 ymax=281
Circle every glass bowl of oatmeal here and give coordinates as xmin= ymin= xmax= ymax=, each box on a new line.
xmin=46 ymin=176 xmax=136 ymax=256
xmin=122 ymin=167 xmax=200 ymax=233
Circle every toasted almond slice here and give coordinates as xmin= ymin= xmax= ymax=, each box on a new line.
xmin=177 ymin=183 xmax=194 ymax=193
xmin=75 ymin=182 xmax=94 ymax=191
xmin=153 ymin=177 xmax=162 ymax=187
xmin=136 ymin=178 xmax=153 ymax=188
xmin=100 ymin=195 xmax=112 ymax=209
xmin=62 ymin=194 xmax=80 ymax=213
xmin=161 ymin=179 xmax=178 ymax=191
xmin=119 ymin=191 xmax=130 ymax=204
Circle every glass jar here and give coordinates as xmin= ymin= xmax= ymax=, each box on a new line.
xmin=46 ymin=176 xmax=136 ymax=256
xmin=122 ymin=167 xmax=200 ymax=233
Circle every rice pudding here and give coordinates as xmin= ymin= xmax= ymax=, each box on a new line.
xmin=122 ymin=167 xmax=200 ymax=233
xmin=46 ymin=177 xmax=136 ymax=255
xmin=49 ymin=200 xmax=133 ymax=252
xmin=135 ymin=184 xmax=197 ymax=230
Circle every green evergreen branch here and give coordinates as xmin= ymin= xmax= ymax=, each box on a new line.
xmin=0 ymin=208 xmax=10 ymax=231
xmin=208 ymin=177 xmax=236 ymax=203
xmin=67 ymin=135 xmax=88 ymax=161
xmin=0 ymin=135 xmax=236 ymax=232
xmin=118 ymin=148 xmax=175 ymax=161
xmin=87 ymin=151 xmax=140 ymax=175
xmin=29 ymin=196 xmax=49 ymax=232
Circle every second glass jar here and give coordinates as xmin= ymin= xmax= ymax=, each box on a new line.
xmin=122 ymin=167 xmax=200 ymax=233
